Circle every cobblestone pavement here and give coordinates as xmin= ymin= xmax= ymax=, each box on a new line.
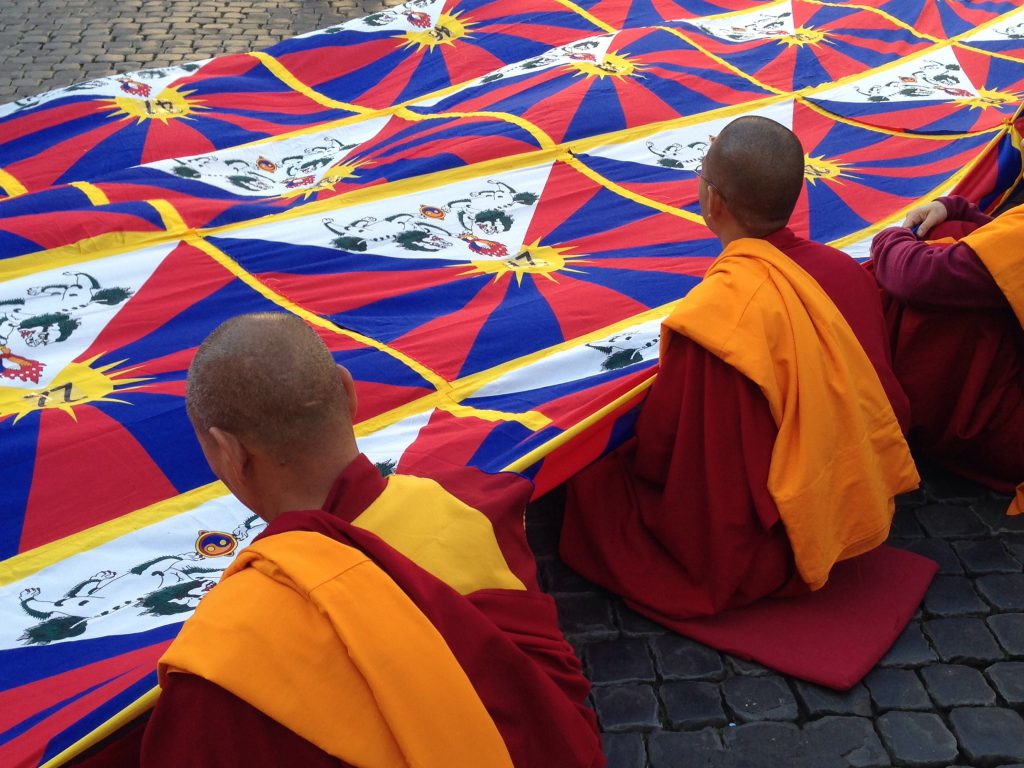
xmin=527 ymin=463 xmax=1024 ymax=768
xmin=5 ymin=3 xmax=1024 ymax=767
xmin=0 ymin=0 xmax=401 ymax=103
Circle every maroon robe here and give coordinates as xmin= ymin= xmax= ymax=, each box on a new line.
xmin=560 ymin=228 xmax=909 ymax=622
xmin=78 ymin=457 xmax=602 ymax=768
xmin=871 ymin=196 xmax=1024 ymax=493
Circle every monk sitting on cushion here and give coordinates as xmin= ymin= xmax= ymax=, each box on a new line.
xmin=560 ymin=116 xmax=919 ymax=624
xmin=134 ymin=313 xmax=604 ymax=768
xmin=871 ymin=195 xmax=1024 ymax=511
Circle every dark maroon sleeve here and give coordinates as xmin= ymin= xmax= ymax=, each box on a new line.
xmin=938 ymin=195 xmax=994 ymax=227
xmin=870 ymin=227 xmax=1005 ymax=310
xmin=140 ymin=673 xmax=348 ymax=768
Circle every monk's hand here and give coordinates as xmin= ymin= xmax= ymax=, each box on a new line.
xmin=901 ymin=201 xmax=947 ymax=238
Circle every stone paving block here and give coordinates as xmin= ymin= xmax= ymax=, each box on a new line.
xmin=876 ymin=711 xmax=959 ymax=767
xmin=919 ymin=664 xmax=997 ymax=708
xmin=661 ymin=681 xmax=728 ymax=729
xmin=952 ymin=539 xmax=1020 ymax=575
xmin=616 ymin=604 xmax=666 ymax=636
xmin=923 ymin=617 xmax=1004 ymax=664
xmin=648 ymin=728 xmax=722 ymax=768
xmin=542 ymin=559 xmax=596 ymax=594
xmin=586 ymin=637 xmax=657 ymax=685
xmin=900 ymin=538 xmax=964 ymax=574
xmin=949 ymin=707 xmax=1024 ymax=766
xmin=793 ymin=680 xmax=872 ymax=717
xmin=803 ymin=716 xmax=890 ymax=768
xmin=725 ymin=655 xmax=774 ymax=676
xmin=987 ymin=614 xmax=1024 ymax=657
xmin=920 ymin=464 xmax=992 ymax=502
xmin=915 ymin=505 xmax=988 ymax=539
xmin=879 ymin=622 xmax=939 ymax=668
xmin=864 ymin=668 xmax=932 ymax=711
xmin=602 ymin=732 xmax=647 ymax=768
xmin=555 ymin=592 xmax=618 ymax=642
xmin=923 ymin=575 xmax=989 ymax=617
xmin=975 ymin=574 xmax=1024 ymax=612
xmin=721 ymin=675 xmax=799 ymax=723
xmin=1007 ymin=537 xmax=1024 ymax=564
xmin=592 ymin=684 xmax=661 ymax=733
xmin=650 ymin=636 xmax=724 ymax=682
xmin=986 ymin=661 xmax=1024 ymax=706
xmin=973 ymin=499 xmax=1024 ymax=534
xmin=896 ymin=486 xmax=928 ymax=509
xmin=722 ymin=722 xmax=815 ymax=765
xmin=891 ymin=507 xmax=927 ymax=538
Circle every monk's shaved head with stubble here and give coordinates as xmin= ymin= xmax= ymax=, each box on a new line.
xmin=186 ymin=313 xmax=352 ymax=461
xmin=705 ymin=115 xmax=805 ymax=236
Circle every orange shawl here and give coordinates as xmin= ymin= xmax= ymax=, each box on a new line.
xmin=159 ymin=530 xmax=513 ymax=768
xmin=961 ymin=204 xmax=1024 ymax=515
xmin=663 ymin=237 xmax=919 ymax=590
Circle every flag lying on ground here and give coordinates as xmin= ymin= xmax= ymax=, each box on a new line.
xmin=1 ymin=0 xmax=1023 ymax=765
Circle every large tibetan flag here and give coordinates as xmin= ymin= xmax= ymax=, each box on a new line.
xmin=1 ymin=0 xmax=1023 ymax=766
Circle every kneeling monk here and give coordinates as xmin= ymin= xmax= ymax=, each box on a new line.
xmin=136 ymin=314 xmax=604 ymax=767
xmin=560 ymin=116 xmax=918 ymax=623
xmin=871 ymin=195 xmax=1024 ymax=511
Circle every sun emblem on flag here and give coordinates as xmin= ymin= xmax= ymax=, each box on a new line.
xmin=803 ymin=154 xmax=855 ymax=185
xmin=777 ymin=26 xmax=826 ymax=47
xmin=277 ymin=160 xmax=365 ymax=199
xmin=570 ymin=52 xmax=643 ymax=80
xmin=101 ymin=85 xmax=207 ymax=123
xmin=0 ymin=355 xmax=152 ymax=424
xmin=399 ymin=12 xmax=474 ymax=51
xmin=956 ymin=87 xmax=1019 ymax=110
xmin=458 ymin=242 xmax=590 ymax=284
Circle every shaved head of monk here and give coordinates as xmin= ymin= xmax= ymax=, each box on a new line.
xmin=699 ymin=115 xmax=805 ymax=242
xmin=186 ymin=312 xmax=360 ymax=521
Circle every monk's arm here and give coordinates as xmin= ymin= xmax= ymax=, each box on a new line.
xmin=937 ymin=195 xmax=994 ymax=228
xmin=870 ymin=228 xmax=1005 ymax=310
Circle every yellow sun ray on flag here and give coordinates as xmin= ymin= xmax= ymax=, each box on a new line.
xmin=0 ymin=355 xmax=153 ymax=424
xmin=101 ymin=86 xmax=207 ymax=124
xmin=457 ymin=242 xmax=591 ymax=285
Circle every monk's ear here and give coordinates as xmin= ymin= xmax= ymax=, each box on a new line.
xmin=706 ymin=184 xmax=727 ymax=221
xmin=206 ymin=426 xmax=251 ymax=488
xmin=337 ymin=364 xmax=358 ymax=422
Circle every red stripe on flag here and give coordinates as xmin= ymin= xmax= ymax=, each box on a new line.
xmin=21 ymin=408 xmax=178 ymax=552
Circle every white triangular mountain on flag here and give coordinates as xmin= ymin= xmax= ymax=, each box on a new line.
xmin=681 ymin=1 xmax=798 ymax=43
xmin=587 ymin=99 xmax=794 ymax=171
xmin=958 ymin=5 xmax=1024 ymax=44
xmin=469 ymin=318 xmax=662 ymax=400
xmin=226 ymin=162 xmax=555 ymax=264
xmin=0 ymin=243 xmax=176 ymax=391
xmin=147 ymin=117 xmax=392 ymax=197
xmin=0 ymin=493 xmax=256 ymax=649
xmin=808 ymin=46 xmax=978 ymax=104
xmin=415 ymin=33 xmax=617 ymax=107
xmin=359 ymin=409 xmax=434 ymax=474
xmin=0 ymin=60 xmax=213 ymax=119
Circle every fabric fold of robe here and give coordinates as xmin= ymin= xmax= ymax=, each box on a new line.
xmin=663 ymin=237 xmax=919 ymax=590
xmin=960 ymin=204 xmax=1024 ymax=512
xmin=159 ymin=530 xmax=513 ymax=768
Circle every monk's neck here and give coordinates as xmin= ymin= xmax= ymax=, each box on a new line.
xmin=717 ymin=224 xmax=784 ymax=251
xmin=254 ymin=442 xmax=360 ymax=523
xmin=713 ymin=218 xmax=757 ymax=249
